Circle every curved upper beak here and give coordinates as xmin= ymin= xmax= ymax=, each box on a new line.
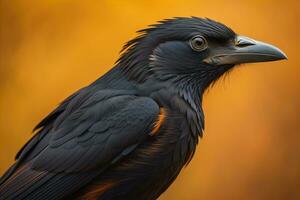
xmin=203 ymin=35 xmax=287 ymax=65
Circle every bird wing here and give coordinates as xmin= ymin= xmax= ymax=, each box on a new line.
xmin=0 ymin=89 xmax=160 ymax=200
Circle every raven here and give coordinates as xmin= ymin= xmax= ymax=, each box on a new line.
xmin=0 ymin=17 xmax=286 ymax=200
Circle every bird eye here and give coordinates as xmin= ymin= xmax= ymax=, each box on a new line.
xmin=190 ymin=36 xmax=207 ymax=51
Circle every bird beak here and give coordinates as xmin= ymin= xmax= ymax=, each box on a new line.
xmin=203 ymin=35 xmax=287 ymax=65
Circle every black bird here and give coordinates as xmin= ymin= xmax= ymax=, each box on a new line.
xmin=0 ymin=17 xmax=286 ymax=200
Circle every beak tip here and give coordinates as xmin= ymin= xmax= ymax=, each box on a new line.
xmin=282 ymin=53 xmax=288 ymax=60
xmin=276 ymin=50 xmax=288 ymax=61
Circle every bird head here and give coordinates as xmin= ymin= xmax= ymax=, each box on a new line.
xmin=118 ymin=17 xmax=287 ymax=94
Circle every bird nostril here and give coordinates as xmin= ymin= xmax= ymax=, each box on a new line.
xmin=235 ymin=36 xmax=256 ymax=48
xmin=235 ymin=42 xmax=255 ymax=48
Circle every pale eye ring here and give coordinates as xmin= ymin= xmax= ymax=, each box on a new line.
xmin=189 ymin=36 xmax=208 ymax=51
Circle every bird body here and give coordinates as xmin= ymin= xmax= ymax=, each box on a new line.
xmin=0 ymin=17 xmax=286 ymax=200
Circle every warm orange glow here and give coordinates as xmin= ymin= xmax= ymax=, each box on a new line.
xmin=151 ymin=108 xmax=166 ymax=136
xmin=81 ymin=181 xmax=116 ymax=199
xmin=0 ymin=1 xmax=299 ymax=199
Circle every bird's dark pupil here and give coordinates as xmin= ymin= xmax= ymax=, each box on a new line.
xmin=195 ymin=39 xmax=203 ymax=46
xmin=196 ymin=40 xmax=202 ymax=45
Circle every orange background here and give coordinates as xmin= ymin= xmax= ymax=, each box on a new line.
xmin=0 ymin=0 xmax=299 ymax=199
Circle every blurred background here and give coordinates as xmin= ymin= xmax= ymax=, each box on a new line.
xmin=0 ymin=0 xmax=299 ymax=199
